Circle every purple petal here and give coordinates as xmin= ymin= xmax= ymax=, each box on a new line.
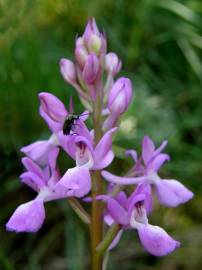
xmin=104 ymin=214 xmax=114 ymax=226
xmin=142 ymin=136 xmax=155 ymax=165
xmin=21 ymin=140 xmax=56 ymax=166
xmin=127 ymin=183 xmax=153 ymax=215
xmin=93 ymin=127 xmax=117 ymax=170
xmin=107 ymin=197 xmax=129 ymax=225
xmin=102 ymin=170 xmax=146 ymax=185
xmin=155 ymin=179 xmax=194 ymax=207
xmin=153 ymin=140 xmax=168 ymax=157
xmin=108 ymin=229 xmax=123 ymax=250
xmin=39 ymin=92 xmax=67 ymax=132
xmin=60 ymin=58 xmax=76 ymax=84
xmin=55 ymin=167 xmax=91 ymax=198
xmin=116 ymin=191 xmax=127 ymax=207
xmin=58 ymin=132 xmax=76 ymax=160
xmin=75 ymin=136 xmax=94 ymax=168
xmin=149 ymin=154 xmax=170 ymax=172
xmin=138 ymin=224 xmax=180 ymax=256
xmin=48 ymin=147 xmax=59 ymax=174
xmin=125 ymin=149 xmax=138 ymax=162
xmin=21 ymin=157 xmax=44 ymax=179
xmin=82 ymin=54 xmax=99 ymax=85
xmin=6 ymin=199 xmax=45 ymax=233
xmin=20 ymin=172 xmax=46 ymax=191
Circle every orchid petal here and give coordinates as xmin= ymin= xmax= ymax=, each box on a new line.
xmin=21 ymin=140 xmax=55 ymax=166
xmin=93 ymin=128 xmax=117 ymax=170
xmin=75 ymin=136 xmax=94 ymax=168
xmin=21 ymin=157 xmax=44 ymax=179
xmin=6 ymin=199 xmax=45 ymax=233
xmin=58 ymin=132 xmax=76 ymax=160
xmin=155 ymin=179 xmax=194 ymax=207
xmin=39 ymin=92 xmax=67 ymax=132
xmin=102 ymin=170 xmax=146 ymax=185
xmin=142 ymin=136 xmax=155 ymax=165
xmin=137 ymin=224 xmax=180 ymax=256
xmin=20 ymin=172 xmax=46 ymax=190
xmin=149 ymin=154 xmax=170 ymax=172
xmin=106 ymin=197 xmax=129 ymax=226
xmin=55 ymin=167 xmax=91 ymax=198
xmin=125 ymin=149 xmax=138 ymax=162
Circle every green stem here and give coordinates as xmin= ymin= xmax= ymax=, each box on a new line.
xmin=68 ymin=198 xmax=90 ymax=225
xmin=96 ymin=224 xmax=121 ymax=255
xmin=91 ymin=87 xmax=104 ymax=270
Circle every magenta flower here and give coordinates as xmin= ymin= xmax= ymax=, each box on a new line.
xmin=99 ymin=184 xmax=180 ymax=256
xmin=6 ymin=146 xmax=91 ymax=233
xmin=102 ymin=136 xmax=193 ymax=207
xmin=6 ymin=148 xmax=63 ymax=232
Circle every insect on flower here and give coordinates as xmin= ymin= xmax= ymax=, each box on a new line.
xmin=62 ymin=112 xmax=89 ymax=135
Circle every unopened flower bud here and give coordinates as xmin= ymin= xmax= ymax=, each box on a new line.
xmin=83 ymin=18 xmax=100 ymax=44
xmin=105 ymin=52 xmax=122 ymax=75
xmin=75 ymin=37 xmax=88 ymax=68
xmin=87 ymin=34 xmax=102 ymax=55
xmin=83 ymin=18 xmax=104 ymax=55
xmin=82 ymin=54 xmax=99 ymax=85
xmin=108 ymin=77 xmax=133 ymax=115
xmin=60 ymin=58 xmax=76 ymax=84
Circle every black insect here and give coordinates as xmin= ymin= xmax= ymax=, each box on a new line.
xmin=62 ymin=112 xmax=89 ymax=135
xmin=62 ymin=114 xmax=80 ymax=135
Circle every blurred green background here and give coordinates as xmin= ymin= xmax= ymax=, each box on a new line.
xmin=0 ymin=0 xmax=202 ymax=269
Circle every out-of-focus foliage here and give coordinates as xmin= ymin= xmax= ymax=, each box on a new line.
xmin=0 ymin=0 xmax=202 ymax=269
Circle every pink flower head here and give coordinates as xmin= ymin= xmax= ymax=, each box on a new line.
xmin=102 ymin=136 xmax=193 ymax=207
xmin=99 ymin=184 xmax=180 ymax=256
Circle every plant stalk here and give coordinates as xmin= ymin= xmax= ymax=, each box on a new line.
xmin=91 ymin=87 xmax=104 ymax=270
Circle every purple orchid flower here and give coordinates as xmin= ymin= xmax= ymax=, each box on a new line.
xmin=99 ymin=184 xmax=180 ymax=256
xmin=54 ymin=126 xmax=117 ymax=193
xmin=102 ymin=136 xmax=193 ymax=207
xmin=25 ymin=92 xmax=89 ymax=165
xmin=6 ymin=147 xmax=90 ymax=233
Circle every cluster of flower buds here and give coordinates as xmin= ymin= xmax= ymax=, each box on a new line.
xmin=6 ymin=18 xmax=193 ymax=259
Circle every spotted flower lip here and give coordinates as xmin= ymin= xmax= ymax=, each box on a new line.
xmin=98 ymin=183 xmax=180 ymax=256
xmin=102 ymin=136 xmax=194 ymax=207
